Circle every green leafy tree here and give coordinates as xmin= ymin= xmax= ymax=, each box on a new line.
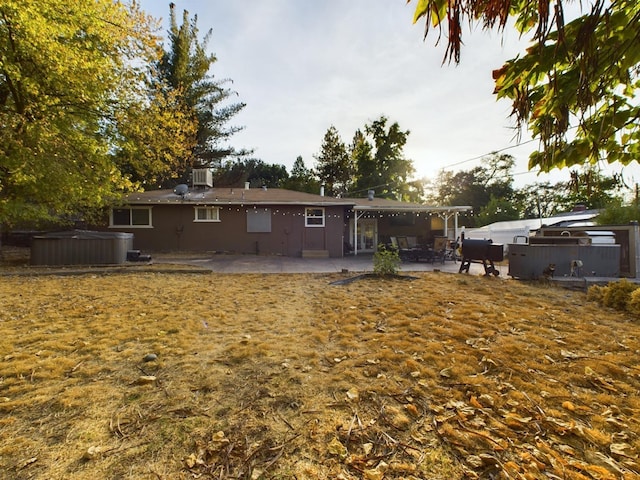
xmin=213 ymin=159 xmax=289 ymax=188
xmin=563 ymin=167 xmax=625 ymax=210
xmin=596 ymin=199 xmax=640 ymax=225
xmin=426 ymin=154 xmax=515 ymax=226
xmin=314 ymin=126 xmax=353 ymax=197
xmin=0 ymin=0 xmax=160 ymax=227
xmin=159 ymin=3 xmax=246 ymax=180
xmin=513 ymin=182 xmax=565 ymax=219
xmin=477 ymin=195 xmax=520 ymax=226
xmin=347 ymin=130 xmax=374 ymax=197
xmin=409 ymin=0 xmax=640 ymax=172
xmin=283 ymin=156 xmax=321 ymax=193
xmin=356 ymin=116 xmax=417 ymax=201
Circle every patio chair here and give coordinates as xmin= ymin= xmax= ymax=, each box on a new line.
xmin=431 ymin=236 xmax=449 ymax=264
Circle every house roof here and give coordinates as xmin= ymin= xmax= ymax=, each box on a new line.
xmin=123 ymin=186 xmax=472 ymax=214
xmin=125 ymin=187 xmax=354 ymax=207
xmin=345 ymin=196 xmax=472 ymax=214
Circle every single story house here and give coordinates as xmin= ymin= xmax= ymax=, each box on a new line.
xmin=109 ymin=171 xmax=471 ymax=258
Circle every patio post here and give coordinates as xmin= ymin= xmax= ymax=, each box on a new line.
xmin=354 ymin=210 xmax=358 ymax=256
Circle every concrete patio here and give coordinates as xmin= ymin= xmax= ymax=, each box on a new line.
xmin=152 ymin=252 xmax=499 ymax=275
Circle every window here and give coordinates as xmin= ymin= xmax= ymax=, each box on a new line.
xmin=194 ymin=206 xmax=220 ymax=222
xmin=390 ymin=213 xmax=416 ymax=226
xmin=305 ymin=207 xmax=325 ymax=227
xmin=247 ymin=208 xmax=271 ymax=232
xmin=111 ymin=207 xmax=152 ymax=227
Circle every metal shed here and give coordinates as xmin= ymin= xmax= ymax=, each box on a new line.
xmin=30 ymin=230 xmax=134 ymax=266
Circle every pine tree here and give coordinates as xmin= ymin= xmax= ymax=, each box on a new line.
xmin=314 ymin=126 xmax=354 ymax=197
xmin=158 ymin=3 xmax=247 ymax=184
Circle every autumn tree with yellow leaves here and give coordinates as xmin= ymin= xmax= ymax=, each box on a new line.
xmin=0 ymin=1 xmax=196 ymax=227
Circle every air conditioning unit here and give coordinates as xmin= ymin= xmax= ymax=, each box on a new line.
xmin=192 ymin=169 xmax=213 ymax=188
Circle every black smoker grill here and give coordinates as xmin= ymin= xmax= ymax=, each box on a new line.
xmin=458 ymin=239 xmax=504 ymax=276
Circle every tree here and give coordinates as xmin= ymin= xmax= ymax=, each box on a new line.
xmin=426 ymin=154 xmax=515 ymax=226
xmin=282 ymin=156 xmax=321 ymax=193
xmin=596 ymin=199 xmax=640 ymax=225
xmin=563 ymin=167 xmax=626 ymax=210
xmin=0 ymin=0 xmax=160 ymax=227
xmin=409 ymin=0 xmax=640 ymax=172
xmin=314 ymin=126 xmax=353 ymax=197
xmin=513 ymin=182 xmax=565 ymax=219
xmin=213 ymin=159 xmax=289 ymax=188
xmin=159 ymin=3 xmax=246 ymax=181
xmin=356 ymin=116 xmax=417 ymax=201
xmin=477 ymin=195 xmax=520 ymax=226
xmin=348 ymin=130 xmax=374 ymax=197
xmin=113 ymin=88 xmax=198 ymax=190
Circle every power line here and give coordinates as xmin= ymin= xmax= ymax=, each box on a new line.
xmin=441 ymin=138 xmax=538 ymax=170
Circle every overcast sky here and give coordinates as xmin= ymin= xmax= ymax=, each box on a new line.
xmin=137 ymin=0 xmax=637 ymax=189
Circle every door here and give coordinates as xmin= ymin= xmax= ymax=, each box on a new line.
xmin=350 ymin=218 xmax=378 ymax=252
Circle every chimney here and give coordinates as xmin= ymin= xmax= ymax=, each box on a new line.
xmin=244 ymin=182 xmax=250 ymax=190
xmin=320 ymin=184 xmax=325 ymax=197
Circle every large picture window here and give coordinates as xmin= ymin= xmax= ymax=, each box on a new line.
xmin=110 ymin=207 xmax=152 ymax=228
xmin=194 ymin=206 xmax=220 ymax=222
xmin=305 ymin=207 xmax=325 ymax=227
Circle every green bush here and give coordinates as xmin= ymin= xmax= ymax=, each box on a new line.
xmin=373 ymin=244 xmax=400 ymax=276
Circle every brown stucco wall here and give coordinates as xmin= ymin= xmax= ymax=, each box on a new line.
xmin=375 ymin=213 xmax=433 ymax=245
xmin=113 ymin=204 xmax=346 ymax=257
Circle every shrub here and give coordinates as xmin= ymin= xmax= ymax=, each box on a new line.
xmin=586 ymin=285 xmax=607 ymax=304
xmin=602 ymin=279 xmax=638 ymax=311
xmin=627 ymin=289 xmax=640 ymax=317
xmin=373 ymin=244 xmax=400 ymax=276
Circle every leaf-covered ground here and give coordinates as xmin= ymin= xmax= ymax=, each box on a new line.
xmin=1 ymin=261 xmax=639 ymax=479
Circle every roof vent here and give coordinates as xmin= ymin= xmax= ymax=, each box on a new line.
xmin=192 ymin=168 xmax=213 ymax=188
xmin=367 ymin=190 xmax=374 ymax=201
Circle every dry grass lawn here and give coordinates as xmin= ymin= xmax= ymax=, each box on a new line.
xmin=1 ymin=252 xmax=639 ymax=479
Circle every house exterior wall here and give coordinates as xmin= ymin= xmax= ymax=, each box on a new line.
xmin=113 ymin=204 xmax=345 ymax=257
xmin=375 ymin=213 xmax=433 ymax=245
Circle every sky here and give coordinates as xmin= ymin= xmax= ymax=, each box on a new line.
xmin=137 ymin=0 xmax=638 ymax=190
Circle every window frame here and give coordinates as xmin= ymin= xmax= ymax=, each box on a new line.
xmin=304 ymin=207 xmax=325 ymax=227
xmin=110 ymin=207 xmax=153 ymax=228
xmin=193 ymin=206 xmax=221 ymax=223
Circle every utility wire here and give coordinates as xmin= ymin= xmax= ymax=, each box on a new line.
xmin=440 ymin=137 xmax=538 ymax=170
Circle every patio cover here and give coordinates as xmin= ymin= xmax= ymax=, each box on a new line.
xmin=345 ymin=197 xmax=472 ymax=255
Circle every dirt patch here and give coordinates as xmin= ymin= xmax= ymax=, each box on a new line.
xmin=0 ymin=269 xmax=638 ymax=479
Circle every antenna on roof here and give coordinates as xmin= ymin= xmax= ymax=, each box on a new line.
xmin=173 ymin=184 xmax=189 ymax=198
